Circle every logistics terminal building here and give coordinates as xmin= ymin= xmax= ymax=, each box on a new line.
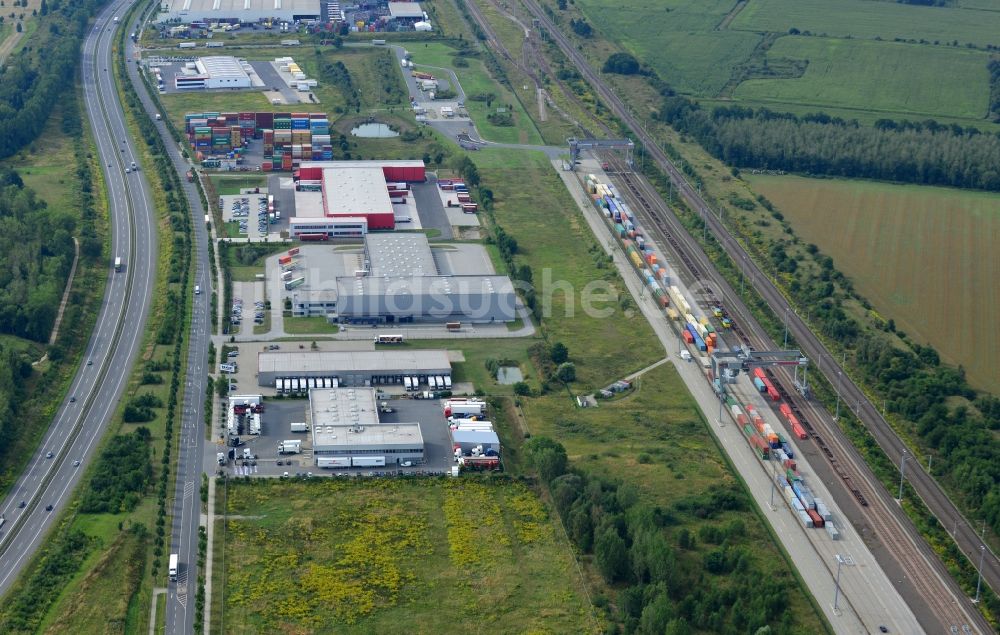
xmin=158 ymin=0 xmax=321 ymax=24
xmin=310 ymin=388 xmax=424 ymax=467
xmin=257 ymin=349 xmax=452 ymax=388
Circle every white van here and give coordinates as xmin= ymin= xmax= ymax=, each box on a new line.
xmin=194 ymin=285 xmax=201 ymax=295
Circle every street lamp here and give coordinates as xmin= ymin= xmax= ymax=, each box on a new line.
xmin=974 ymin=545 xmax=986 ymax=604
xmin=897 ymin=450 xmax=908 ymax=503
xmin=833 ymin=554 xmax=844 ymax=612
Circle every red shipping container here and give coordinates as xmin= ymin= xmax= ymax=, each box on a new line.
xmin=782 ymin=458 xmax=797 ymax=470
xmin=766 ymin=386 xmax=780 ymax=402
xmin=752 ymin=367 xmax=768 ymax=381
xmin=288 ymin=247 xmax=300 ymax=256
xmin=261 ymin=162 xmax=273 ymax=172
xmin=786 ymin=413 xmax=800 ymax=428
xmin=806 ymin=509 xmax=825 ymax=528
xmin=779 ymin=403 xmax=792 ymax=418
xmin=736 ymin=413 xmax=748 ymax=426
xmin=658 ymin=295 xmax=668 ymax=308
xmin=792 ymin=422 xmax=808 ymax=440
xmin=278 ymin=255 xmax=292 ymax=265
xmin=754 ymin=419 xmax=765 ymax=435
xmin=682 ymin=330 xmax=694 ymax=344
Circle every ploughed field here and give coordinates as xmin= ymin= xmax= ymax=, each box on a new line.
xmin=747 ymin=174 xmax=1000 ymax=394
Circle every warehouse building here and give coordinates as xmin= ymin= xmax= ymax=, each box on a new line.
xmin=450 ymin=428 xmax=500 ymax=454
xmin=257 ymin=349 xmax=452 ymax=388
xmin=288 ymin=234 xmax=518 ymax=324
xmin=174 ymin=56 xmax=252 ymax=90
xmin=157 ymin=0 xmax=321 ymax=24
xmin=387 ymin=2 xmax=424 ymax=24
xmin=289 ymin=161 xmax=426 ymax=236
xmin=309 ymin=388 xmax=424 ymax=467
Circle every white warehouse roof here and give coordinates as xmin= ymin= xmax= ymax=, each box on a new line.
xmin=159 ymin=0 xmax=320 ymax=22
xmin=196 ymin=56 xmax=250 ymax=82
xmin=365 ymin=233 xmax=437 ymax=278
xmin=323 ymin=167 xmax=393 ymax=217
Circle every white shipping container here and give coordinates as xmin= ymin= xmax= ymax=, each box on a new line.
xmin=825 ymin=522 xmax=840 ymax=540
xmin=797 ymin=509 xmax=813 ymax=528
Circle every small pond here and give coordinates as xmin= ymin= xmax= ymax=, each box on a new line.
xmin=350 ymin=123 xmax=400 ymax=138
xmin=496 ymin=366 xmax=524 ymax=385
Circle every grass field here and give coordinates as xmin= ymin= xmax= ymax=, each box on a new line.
xmin=207 ymin=175 xmax=266 ymax=196
xmin=746 ymin=174 xmax=1000 ymax=394
xmin=283 ymin=316 xmax=340 ymax=334
xmin=734 ymin=36 xmax=990 ymax=119
xmin=730 ymin=0 xmax=1000 ymax=47
xmin=575 ymin=0 xmax=760 ymax=96
xmin=216 ymin=478 xmax=596 ymax=633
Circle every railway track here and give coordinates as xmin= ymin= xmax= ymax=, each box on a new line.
xmin=602 ymin=151 xmax=984 ymax=632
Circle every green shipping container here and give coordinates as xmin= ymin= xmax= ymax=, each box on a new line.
xmin=614 ymin=223 xmax=626 ymax=238
xmin=743 ymin=424 xmax=754 ymax=437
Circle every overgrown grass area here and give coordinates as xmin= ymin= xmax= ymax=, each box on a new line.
xmin=283 ymin=316 xmax=339 ymax=334
xmin=733 ymin=36 xmax=991 ymax=119
xmin=746 ymin=174 xmax=1000 ymax=394
xmin=476 ymin=149 xmax=659 ymax=388
xmin=215 ymin=478 xmax=597 ymax=633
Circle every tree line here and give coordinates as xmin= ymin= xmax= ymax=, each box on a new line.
xmin=658 ymin=97 xmax=1000 ymax=191
xmin=523 ymin=437 xmax=804 ymax=634
xmin=0 ymin=0 xmax=108 ymax=159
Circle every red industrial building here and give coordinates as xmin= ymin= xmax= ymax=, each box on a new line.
xmin=291 ymin=161 xmax=426 ymax=234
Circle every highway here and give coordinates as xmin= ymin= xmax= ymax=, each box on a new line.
xmin=123 ymin=11 xmax=213 ymax=634
xmin=518 ymin=0 xmax=995 ymax=629
xmin=0 ymin=0 xmax=157 ymax=597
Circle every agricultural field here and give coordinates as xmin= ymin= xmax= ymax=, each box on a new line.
xmin=730 ymin=0 xmax=1000 ymax=47
xmin=215 ymin=478 xmax=596 ymax=633
xmin=733 ymin=36 xmax=991 ymax=120
xmin=575 ymin=0 xmax=760 ymax=96
xmin=746 ymin=174 xmax=1000 ymax=394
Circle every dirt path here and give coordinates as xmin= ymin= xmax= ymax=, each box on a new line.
xmin=48 ymin=237 xmax=81 ymax=345
xmin=0 ymin=30 xmax=24 ymax=66
xmin=717 ymin=0 xmax=748 ymax=30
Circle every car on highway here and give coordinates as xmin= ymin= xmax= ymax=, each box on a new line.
xmin=45 ymin=505 xmax=53 ymax=512
xmin=45 ymin=452 xmax=53 ymax=459
xmin=87 ymin=359 xmax=93 ymax=366
xmin=73 ymin=460 xmax=80 ymax=467
xmin=878 ymin=628 xmax=888 ymax=634
xmin=17 ymin=501 xmax=25 ymax=509
xmin=69 ymin=396 xmax=76 ymax=403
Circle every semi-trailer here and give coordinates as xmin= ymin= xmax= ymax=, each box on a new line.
xmin=290 ymin=422 xmax=309 ymax=433
xmin=351 ymin=456 xmax=385 ymax=467
xmin=169 ymin=554 xmax=178 ymax=581
xmin=317 ymin=457 xmax=351 ymax=468
xmin=444 ymin=400 xmax=486 ymax=417
xmin=278 ymin=440 xmax=302 ymax=454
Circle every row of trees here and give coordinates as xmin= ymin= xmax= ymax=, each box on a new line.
xmin=989 ymin=59 xmax=1000 ymax=122
xmin=523 ymin=437 xmax=800 ymax=634
xmin=0 ymin=167 xmax=76 ymax=342
xmin=658 ymin=97 xmax=1000 ymax=191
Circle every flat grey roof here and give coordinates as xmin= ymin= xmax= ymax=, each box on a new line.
xmin=259 ymin=349 xmax=452 ymax=374
xmin=366 ymin=233 xmax=437 ymax=277
xmin=315 ymin=421 xmax=423 ymax=449
xmin=310 ymin=387 xmax=379 ymax=428
xmin=293 ymin=191 xmax=325 ymax=218
xmin=323 ymin=167 xmax=393 ymax=218
xmin=388 ymin=2 xmax=423 ymax=18
xmin=337 ymin=275 xmax=515 ymax=299
xmin=301 ymin=160 xmax=425 ymax=170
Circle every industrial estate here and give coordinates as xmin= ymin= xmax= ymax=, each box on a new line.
xmin=0 ymin=0 xmax=997 ymax=633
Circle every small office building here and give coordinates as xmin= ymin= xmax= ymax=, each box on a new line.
xmin=309 ymin=388 xmax=424 ymax=466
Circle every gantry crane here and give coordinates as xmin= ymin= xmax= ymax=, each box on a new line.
xmin=709 ymin=345 xmax=809 ymax=423
xmin=567 ymin=137 xmax=634 ymax=170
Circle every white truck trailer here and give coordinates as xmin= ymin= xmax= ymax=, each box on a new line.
xmin=351 ymin=456 xmax=385 ymax=467
xmin=169 ymin=553 xmax=178 ymax=581
xmin=278 ymin=439 xmax=302 ymax=454
xmin=317 ymin=457 xmax=351 ymax=468
xmin=290 ymin=422 xmax=309 ymax=433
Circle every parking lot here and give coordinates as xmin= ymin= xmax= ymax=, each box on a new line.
xmin=216 ymin=395 xmax=457 ymax=477
xmin=228 ymin=284 xmax=268 ymax=332
xmin=220 ymin=194 xmax=274 ymax=241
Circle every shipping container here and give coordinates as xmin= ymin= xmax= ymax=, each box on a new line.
xmin=766 ymin=386 xmax=780 ymax=401
xmin=806 ymin=509 xmax=825 ymax=528
xmin=753 ymin=377 xmax=766 ymax=392
xmin=791 ymin=422 xmax=807 ymax=440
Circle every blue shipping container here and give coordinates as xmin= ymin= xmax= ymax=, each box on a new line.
xmin=753 ymin=377 xmax=766 ymax=392
xmin=781 ymin=443 xmax=794 ymax=459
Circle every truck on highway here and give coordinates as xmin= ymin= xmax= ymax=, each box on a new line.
xmin=168 ymin=553 xmax=178 ymax=581
xmin=278 ymin=440 xmax=301 ymax=454
xmin=290 ymin=422 xmax=308 ymax=433
xmin=114 ymin=256 xmax=122 ymax=272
